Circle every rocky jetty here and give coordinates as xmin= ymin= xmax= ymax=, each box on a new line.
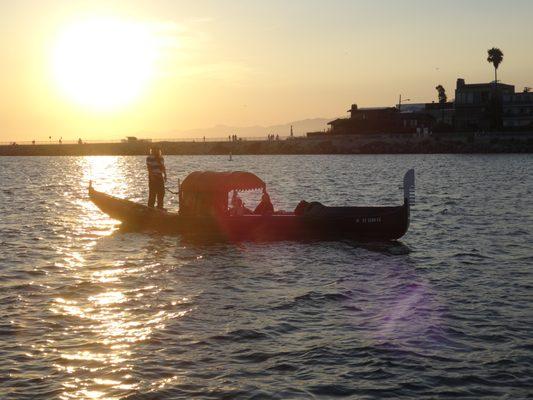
xmin=1 ymin=132 xmax=532 ymax=156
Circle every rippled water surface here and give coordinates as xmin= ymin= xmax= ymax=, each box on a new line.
xmin=0 ymin=154 xmax=532 ymax=399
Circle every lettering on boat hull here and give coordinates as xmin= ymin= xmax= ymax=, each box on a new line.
xmin=355 ymin=217 xmax=382 ymax=224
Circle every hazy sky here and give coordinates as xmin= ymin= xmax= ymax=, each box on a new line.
xmin=1 ymin=0 xmax=532 ymax=141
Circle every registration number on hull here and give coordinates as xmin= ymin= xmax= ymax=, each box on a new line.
xmin=356 ymin=217 xmax=382 ymax=224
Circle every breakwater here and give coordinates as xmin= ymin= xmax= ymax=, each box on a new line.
xmin=1 ymin=132 xmax=532 ymax=156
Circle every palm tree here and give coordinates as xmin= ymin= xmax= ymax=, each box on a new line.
xmin=435 ymin=85 xmax=447 ymax=104
xmin=487 ymin=47 xmax=504 ymax=83
xmin=435 ymin=85 xmax=448 ymax=124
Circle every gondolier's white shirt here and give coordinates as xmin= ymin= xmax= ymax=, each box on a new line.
xmin=147 ymin=155 xmax=165 ymax=176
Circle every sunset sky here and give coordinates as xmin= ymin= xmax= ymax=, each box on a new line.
xmin=1 ymin=0 xmax=532 ymax=142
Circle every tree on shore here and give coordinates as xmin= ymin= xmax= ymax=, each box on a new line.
xmin=487 ymin=47 xmax=504 ymax=83
xmin=435 ymin=85 xmax=447 ymax=104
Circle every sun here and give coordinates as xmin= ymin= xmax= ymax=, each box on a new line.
xmin=51 ymin=17 xmax=158 ymax=111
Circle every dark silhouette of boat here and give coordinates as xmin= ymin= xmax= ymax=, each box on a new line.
xmin=89 ymin=169 xmax=415 ymax=241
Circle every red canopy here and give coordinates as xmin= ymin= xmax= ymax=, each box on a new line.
xmin=180 ymin=171 xmax=265 ymax=194
xmin=179 ymin=171 xmax=266 ymax=216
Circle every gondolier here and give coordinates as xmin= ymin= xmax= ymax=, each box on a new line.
xmin=146 ymin=146 xmax=167 ymax=209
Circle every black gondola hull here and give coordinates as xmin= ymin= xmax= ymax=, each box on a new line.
xmin=89 ymin=186 xmax=410 ymax=241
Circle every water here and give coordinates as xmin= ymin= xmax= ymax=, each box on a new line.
xmin=0 ymin=154 xmax=532 ymax=399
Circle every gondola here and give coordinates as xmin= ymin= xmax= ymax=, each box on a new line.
xmin=89 ymin=169 xmax=415 ymax=241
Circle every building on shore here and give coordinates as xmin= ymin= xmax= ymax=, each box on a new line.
xmin=454 ymin=78 xmax=515 ymax=131
xmin=423 ymin=102 xmax=455 ymax=128
xmin=503 ymin=90 xmax=533 ymax=129
xmin=326 ymin=104 xmax=435 ymax=136
xmin=309 ymin=77 xmax=531 ymax=138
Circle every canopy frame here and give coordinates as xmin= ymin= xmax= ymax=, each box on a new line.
xmin=179 ymin=171 xmax=265 ymax=216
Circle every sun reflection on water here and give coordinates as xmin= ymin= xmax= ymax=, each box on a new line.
xmin=78 ymin=156 xmax=135 ymax=238
xmin=46 ymin=159 xmax=189 ymax=399
xmin=50 ymin=273 xmax=188 ymax=399
xmin=84 ymin=156 xmax=129 ymax=197
xmin=50 ymin=282 xmax=189 ymax=398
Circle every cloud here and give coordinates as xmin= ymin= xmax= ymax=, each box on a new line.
xmin=146 ymin=18 xmax=252 ymax=84
xmin=174 ymin=62 xmax=253 ymax=83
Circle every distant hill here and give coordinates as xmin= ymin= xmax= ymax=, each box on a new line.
xmin=162 ymin=118 xmax=336 ymax=139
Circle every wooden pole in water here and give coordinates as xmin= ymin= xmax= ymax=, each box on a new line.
xmin=177 ymin=178 xmax=181 ymax=211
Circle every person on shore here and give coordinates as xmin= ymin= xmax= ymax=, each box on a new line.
xmin=146 ymin=146 xmax=167 ymax=209
xmin=254 ymin=190 xmax=274 ymax=215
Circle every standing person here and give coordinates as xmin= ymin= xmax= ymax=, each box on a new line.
xmin=146 ymin=146 xmax=167 ymax=209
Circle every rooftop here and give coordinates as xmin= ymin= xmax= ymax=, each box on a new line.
xmin=456 ymin=78 xmax=514 ymax=90
xmin=347 ymin=107 xmax=396 ymax=112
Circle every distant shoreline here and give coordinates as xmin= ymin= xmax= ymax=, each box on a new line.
xmin=1 ymin=132 xmax=532 ymax=156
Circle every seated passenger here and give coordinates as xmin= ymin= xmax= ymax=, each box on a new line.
xmin=294 ymin=200 xmax=309 ymax=216
xmin=231 ymin=190 xmax=245 ymax=216
xmin=243 ymin=203 xmax=253 ymax=215
xmin=294 ymin=200 xmax=325 ymax=215
xmin=254 ymin=190 xmax=274 ymax=215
